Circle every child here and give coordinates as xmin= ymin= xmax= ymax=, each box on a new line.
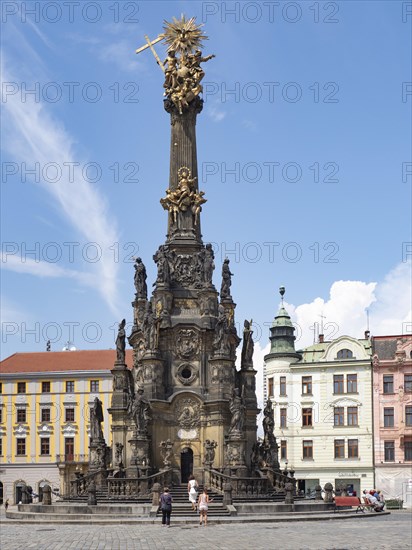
xmin=198 ymin=487 xmax=213 ymax=526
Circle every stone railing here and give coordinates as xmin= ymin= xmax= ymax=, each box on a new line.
xmin=107 ymin=469 xmax=173 ymax=499
xmin=209 ymin=469 xmax=271 ymax=497
xmin=70 ymin=469 xmax=105 ymax=496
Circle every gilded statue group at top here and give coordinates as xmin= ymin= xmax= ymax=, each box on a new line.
xmin=163 ymin=48 xmax=214 ymax=114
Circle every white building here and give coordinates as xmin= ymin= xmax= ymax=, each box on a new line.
xmin=263 ymin=290 xmax=374 ymax=496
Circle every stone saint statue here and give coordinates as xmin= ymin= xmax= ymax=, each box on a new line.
xmin=241 ymin=319 xmax=254 ymax=366
xmin=263 ymin=398 xmax=275 ymax=440
xmin=203 ymin=243 xmax=215 ymax=284
xmin=220 ymin=258 xmax=233 ymax=300
xmin=228 ymin=387 xmax=245 ymax=435
xmin=115 ymin=319 xmax=126 ymax=363
xmin=90 ymin=397 xmax=104 ymax=441
xmin=134 ymin=258 xmax=148 ymax=299
xmin=129 ymin=386 xmax=151 ymax=436
xmin=212 ymin=304 xmax=230 ymax=355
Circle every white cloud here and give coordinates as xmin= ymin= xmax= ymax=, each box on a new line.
xmin=2 ymin=27 xmax=122 ymax=316
xmin=208 ymin=106 xmax=226 ymax=122
xmin=1 ymin=254 xmax=94 ymax=287
xmin=278 ymin=261 xmax=411 ymax=348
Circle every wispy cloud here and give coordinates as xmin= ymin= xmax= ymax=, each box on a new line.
xmin=2 ymin=24 xmax=121 ymax=316
xmin=1 ymin=254 xmax=94 ymax=287
xmin=208 ymin=105 xmax=226 ymax=122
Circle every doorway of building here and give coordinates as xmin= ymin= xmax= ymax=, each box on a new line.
xmin=15 ymin=482 xmax=25 ymax=505
xmin=180 ymin=447 xmax=193 ymax=483
xmin=65 ymin=437 xmax=74 ymax=461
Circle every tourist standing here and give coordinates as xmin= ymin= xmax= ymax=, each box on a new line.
xmin=198 ymin=487 xmax=213 ymax=526
xmin=4 ymin=499 xmax=9 ymax=511
xmin=159 ymin=487 xmax=173 ymax=527
xmin=187 ymin=475 xmax=198 ymax=511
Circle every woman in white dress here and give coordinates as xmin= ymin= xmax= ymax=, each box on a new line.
xmin=187 ymin=475 xmax=198 ymax=511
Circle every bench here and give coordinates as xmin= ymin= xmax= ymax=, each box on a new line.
xmin=334 ymin=496 xmax=365 ymax=513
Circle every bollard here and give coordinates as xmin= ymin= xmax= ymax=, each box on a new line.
xmin=88 ymin=481 xmax=97 ymax=506
xmin=223 ymin=482 xmax=233 ymax=506
xmin=42 ymin=484 xmax=52 ymax=505
xmin=324 ymin=483 xmax=334 ymax=503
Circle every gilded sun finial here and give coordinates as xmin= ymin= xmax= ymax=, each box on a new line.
xmin=163 ymin=15 xmax=208 ymax=54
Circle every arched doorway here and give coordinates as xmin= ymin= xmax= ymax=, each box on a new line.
xmin=14 ymin=481 xmax=25 ymax=505
xmin=180 ymin=447 xmax=193 ymax=483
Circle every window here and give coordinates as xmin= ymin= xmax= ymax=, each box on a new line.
xmin=41 ymin=381 xmax=51 ymax=393
xmin=40 ymin=438 xmax=50 ymax=456
xmin=16 ymin=438 xmax=26 ymax=455
xmin=268 ymin=378 xmax=274 ymax=397
xmin=65 ymin=408 xmax=75 ymax=422
xmin=405 ymin=374 xmax=412 ymax=393
xmin=347 ymin=407 xmax=358 ymax=426
xmin=280 ymin=408 xmax=287 ymax=428
xmin=90 ymin=380 xmax=99 ymax=392
xmin=383 ymin=375 xmax=394 ymax=394
xmin=334 ymin=407 xmax=344 ymax=426
xmin=17 ymin=409 xmax=26 ymax=423
xmin=333 ymin=375 xmax=344 ymax=394
xmin=302 ymin=376 xmax=312 ymax=395
xmin=0 ymin=438 xmax=2 ymax=455
xmin=384 ymin=408 xmax=394 ymax=428
xmin=406 ymin=406 xmax=412 ymax=427
xmin=384 ymin=441 xmax=395 ymax=462
xmin=405 ymin=442 xmax=412 ymax=461
xmin=65 ymin=437 xmax=74 ymax=461
xmin=347 ymin=374 xmax=358 ymax=393
xmin=302 ymin=440 xmax=313 ymax=459
xmin=0 ymin=382 xmax=2 ymax=393
xmin=41 ymin=408 xmax=51 ymax=423
xmin=348 ymin=439 xmax=359 ymax=458
xmin=280 ymin=440 xmax=287 ymax=460
xmin=279 ymin=376 xmax=286 ymax=396
xmin=334 ymin=439 xmax=345 ymax=459
xmin=302 ymin=408 xmax=313 ymax=427
xmin=337 ymin=348 xmax=353 ymax=359
xmin=17 ymin=382 xmax=26 ymax=394
xmin=66 ymin=381 xmax=75 ymax=393
xmin=0 ymin=408 xmax=2 ymax=423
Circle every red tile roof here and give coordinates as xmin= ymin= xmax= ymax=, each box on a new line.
xmin=0 ymin=350 xmax=133 ymax=374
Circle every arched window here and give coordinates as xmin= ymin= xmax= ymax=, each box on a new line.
xmin=337 ymin=348 xmax=353 ymax=359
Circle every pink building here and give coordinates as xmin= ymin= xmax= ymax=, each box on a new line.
xmin=372 ymin=335 xmax=412 ymax=507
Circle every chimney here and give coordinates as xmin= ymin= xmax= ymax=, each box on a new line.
xmin=364 ymin=330 xmax=370 ymax=339
xmin=319 ymin=334 xmax=324 ymax=343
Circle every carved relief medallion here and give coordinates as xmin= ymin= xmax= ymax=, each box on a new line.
xmin=176 ymin=329 xmax=199 ymax=359
xmin=175 ymin=397 xmax=201 ymax=430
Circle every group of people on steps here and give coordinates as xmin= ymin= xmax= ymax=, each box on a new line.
xmin=159 ymin=475 xmax=213 ymax=527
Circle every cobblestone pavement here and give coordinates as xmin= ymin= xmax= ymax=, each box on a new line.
xmin=0 ymin=511 xmax=410 ymax=549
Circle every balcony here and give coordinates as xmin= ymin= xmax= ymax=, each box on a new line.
xmin=56 ymin=454 xmax=88 ymax=464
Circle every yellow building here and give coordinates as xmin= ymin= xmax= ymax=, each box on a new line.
xmin=0 ymin=349 xmax=132 ymax=504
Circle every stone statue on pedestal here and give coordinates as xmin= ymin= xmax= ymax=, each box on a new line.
xmin=90 ymin=397 xmax=104 ymax=441
xmin=228 ymin=387 xmax=245 ymax=435
xmin=220 ymin=259 xmax=233 ymax=300
xmin=115 ymin=319 xmax=126 ymax=363
xmin=128 ymin=386 xmax=151 ymax=436
xmin=134 ymin=258 xmax=148 ymax=299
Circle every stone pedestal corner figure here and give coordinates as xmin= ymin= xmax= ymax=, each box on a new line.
xmin=134 ymin=257 xmax=148 ymax=299
xmin=128 ymin=386 xmax=151 ymax=437
xmin=220 ymin=258 xmax=233 ymax=300
xmin=241 ymin=319 xmax=254 ymax=367
xmin=90 ymin=397 xmax=104 ymax=442
xmin=228 ymin=387 xmax=245 ymax=436
xmin=115 ymin=319 xmax=126 ymax=364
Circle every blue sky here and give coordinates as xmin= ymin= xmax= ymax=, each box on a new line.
xmin=1 ymin=0 xmax=411 ymax=362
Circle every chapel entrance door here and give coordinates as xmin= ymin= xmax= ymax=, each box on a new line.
xmin=180 ymin=447 xmax=193 ymax=483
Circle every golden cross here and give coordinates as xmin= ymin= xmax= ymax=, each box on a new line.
xmin=135 ymin=34 xmax=165 ymax=72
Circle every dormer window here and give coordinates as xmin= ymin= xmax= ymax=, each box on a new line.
xmin=337 ymin=348 xmax=353 ymax=359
